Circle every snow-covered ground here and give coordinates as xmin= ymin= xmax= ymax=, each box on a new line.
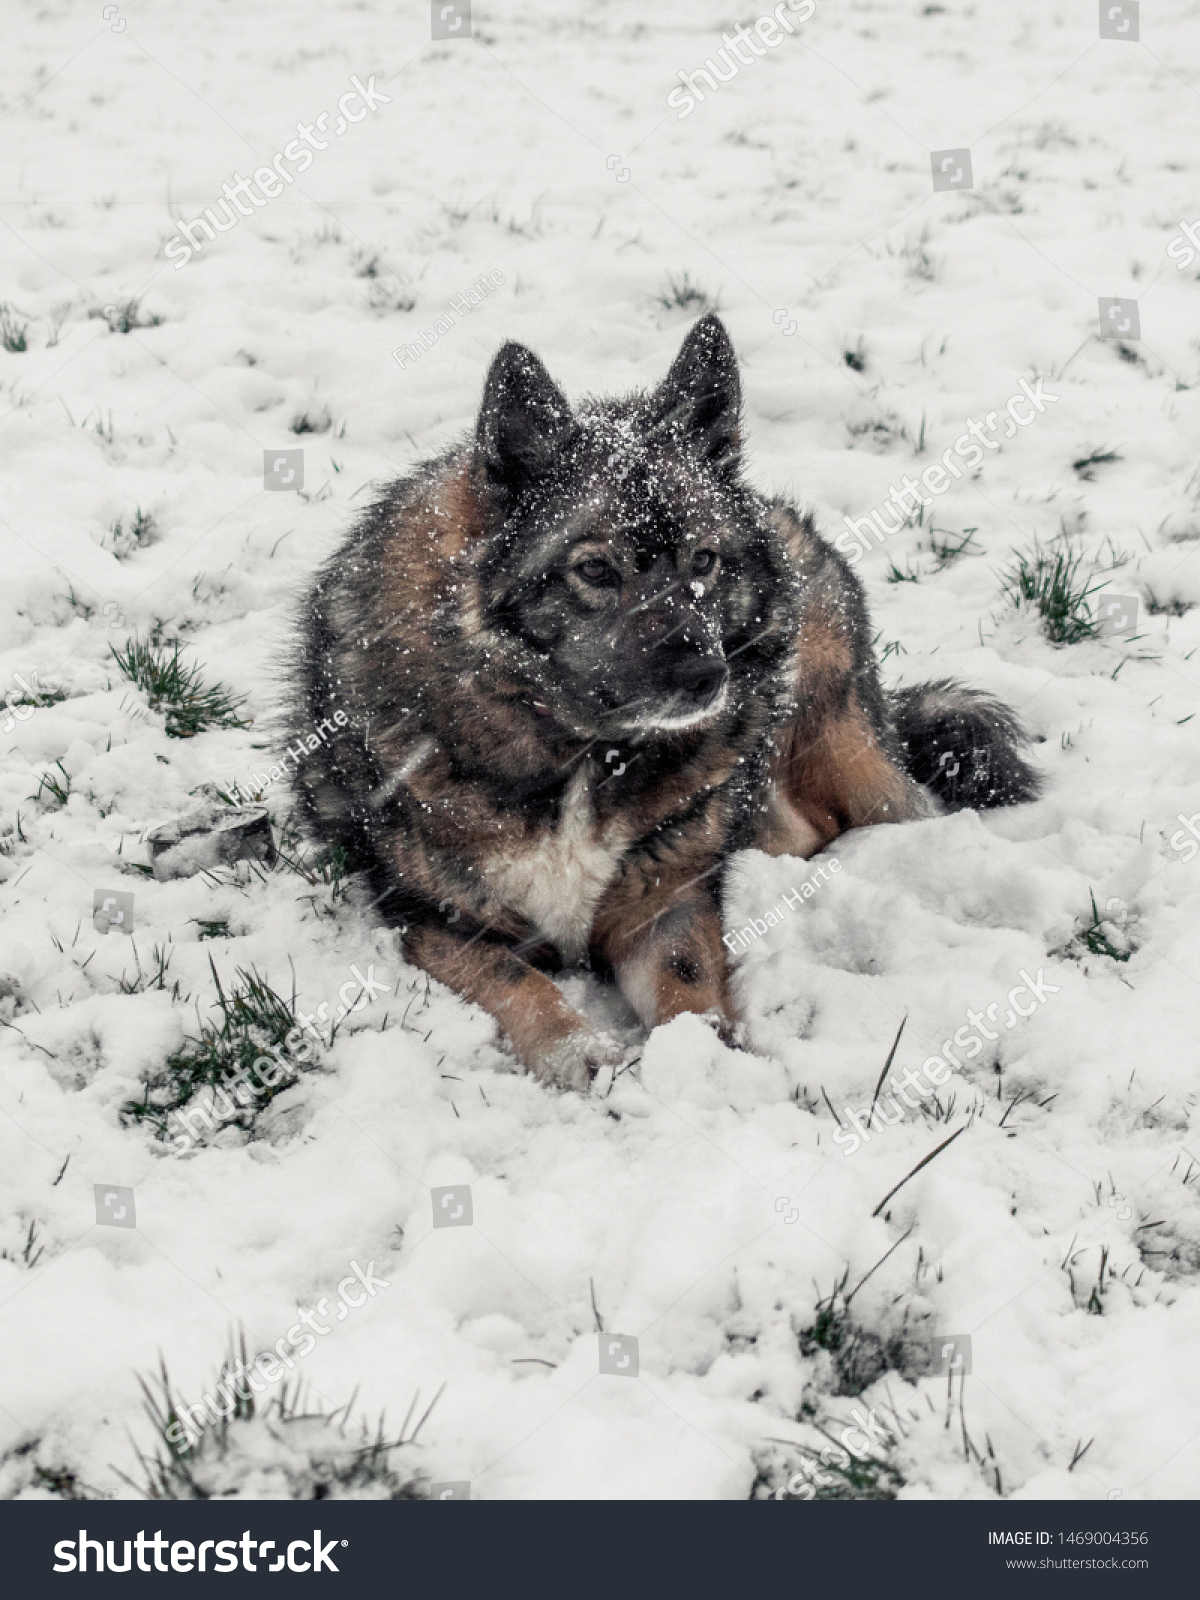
xmin=2 ymin=0 xmax=1199 ymax=1501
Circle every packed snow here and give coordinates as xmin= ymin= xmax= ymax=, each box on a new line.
xmin=1 ymin=0 xmax=1199 ymax=1501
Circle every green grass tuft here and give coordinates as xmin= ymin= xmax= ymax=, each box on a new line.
xmin=785 ymin=1441 xmax=905 ymax=1500
xmin=885 ymin=556 xmax=920 ymax=584
xmin=128 ymin=1343 xmax=432 ymax=1500
xmin=32 ymin=760 xmax=71 ymax=808
xmin=0 ymin=304 xmax=30 ymax=352
xmin=999 ymin=539 xmax=1105 ymax=645
xmin=107 ymin=507 xmax=159 ymax=559
xmin=799 ymin=1271 xmax=924 ymax=1397
xmin=0 ymin=1218 xmax=44 ymax=1269
xmin=1077 ymin=890 xmax=1132 ymax=963
xmin=928 ymin=526 xmax=979 ymax=568
xmin=121 ymin=961 xmax=304 ymax=1137
xmin=118 ymin=939 xmax=182 ymax=999
xmin=873 ymin=630 xmax=907 ymax=662
xmin=654 ymin=271 xmax=720 ymax=314
xmin=277 ymin=838 xmax=353 ymax=902
xmin=111 ymin=638 xmax=250 ymax=738
xmin=6 ymin=673 xmax=68 ymax=719
xmin=91 ymin=297 xmax=163 ymax=334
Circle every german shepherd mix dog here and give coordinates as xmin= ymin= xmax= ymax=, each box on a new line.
xmin=293 ymin=316 xmax=1038 ymax=1089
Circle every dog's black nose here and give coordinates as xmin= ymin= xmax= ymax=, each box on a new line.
xmin=668 ymin=655 xmax=728 ymax=699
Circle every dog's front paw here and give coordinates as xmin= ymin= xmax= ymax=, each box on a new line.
xmin=527 ymin=1028 xmax=621 ymax=1093
xmin=693 ymin=1006 xmax=745 ymax=1050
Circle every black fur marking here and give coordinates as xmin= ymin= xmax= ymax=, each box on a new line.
xmin=477 ymin=342 xmax=578 ymax=500
xmin=646 ymin=313 xmax=742 ymax=479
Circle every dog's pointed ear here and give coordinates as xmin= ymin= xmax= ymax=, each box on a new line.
xmin=476 ymin=342 xmax=577 ymax=496
xmin=647 ymin=313 xmax=741 ymax=478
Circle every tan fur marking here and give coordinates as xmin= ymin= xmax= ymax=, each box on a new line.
xmin=375 ymin=462 xmax=487 ymax=629
xmin=593 ymin=881 xmax=732 ymax=1031
xmin=772 ymin=694 xmax=925 ymax=845
xmin=758 ymin=789 xmax=828 ymax=859
xmin=799 ymin=609 xmax=854 ymax=681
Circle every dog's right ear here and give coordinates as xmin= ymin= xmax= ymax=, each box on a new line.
xmin=475 ymin=342 xmax=577 ymax=498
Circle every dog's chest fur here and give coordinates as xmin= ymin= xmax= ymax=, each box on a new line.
xmin=479 ymin=767 xmax=630 ymax=960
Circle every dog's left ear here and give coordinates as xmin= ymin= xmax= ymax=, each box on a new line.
xmin=647 ymin=313 xmax=741 ymax=479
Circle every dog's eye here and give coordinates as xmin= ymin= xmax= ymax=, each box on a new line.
xmin=576 ymin=559 xmax=616 ymax=586
xmin=692 ymin=550 xmax=718 ymax=577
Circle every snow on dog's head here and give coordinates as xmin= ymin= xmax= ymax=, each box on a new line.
xmin=466 ymin=316 xmax=796 ymax=742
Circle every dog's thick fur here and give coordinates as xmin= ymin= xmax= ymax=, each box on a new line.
xmin=292 ymin=316 xmax=1039 ymax=1088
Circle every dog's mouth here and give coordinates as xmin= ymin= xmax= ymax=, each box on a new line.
xmin=520 ymin=673 xmax=729 ymax=740
xmin=616 ymin=681 xmax=729 ymax=735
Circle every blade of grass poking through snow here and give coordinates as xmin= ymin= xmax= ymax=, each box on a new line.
xmin=998 ymin=1088 xmax=1036 ymax=1128
xmin=871 ymin=1126 xmax=967 ymax=1218
xmin=404 ymin=1381 xmax=446 ymax=1445
xmin=820 ymin=1085 xmax=843 ymax=1126
xmin=110 ymin=637 xmax=251 ymax=737
xmin=843 ymin=1225 xmax=915 ymax=1307
xmin=867 ymin=1016 xmax=907 ymax=1127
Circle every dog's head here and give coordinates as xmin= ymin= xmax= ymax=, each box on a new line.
xmin=467 ymin=315 xmax=791 ymax=742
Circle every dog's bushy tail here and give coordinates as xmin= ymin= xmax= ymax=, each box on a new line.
xmin=889 ymin=679 xmax=1040 ymax=810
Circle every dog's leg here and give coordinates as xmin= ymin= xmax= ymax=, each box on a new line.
xmin=762 ymin=510 xmax=929 ymax=858
xmin=766 ymin=696 xmax=930 ymax=859
xmin=403 ymin=923 xmax=615 ymax=1090
xmin=592 ymin=876 xmax=734 ymax=1036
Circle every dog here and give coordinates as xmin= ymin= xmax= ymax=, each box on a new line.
xmin=292 ymin=315 xmax=1039 ymax=1088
